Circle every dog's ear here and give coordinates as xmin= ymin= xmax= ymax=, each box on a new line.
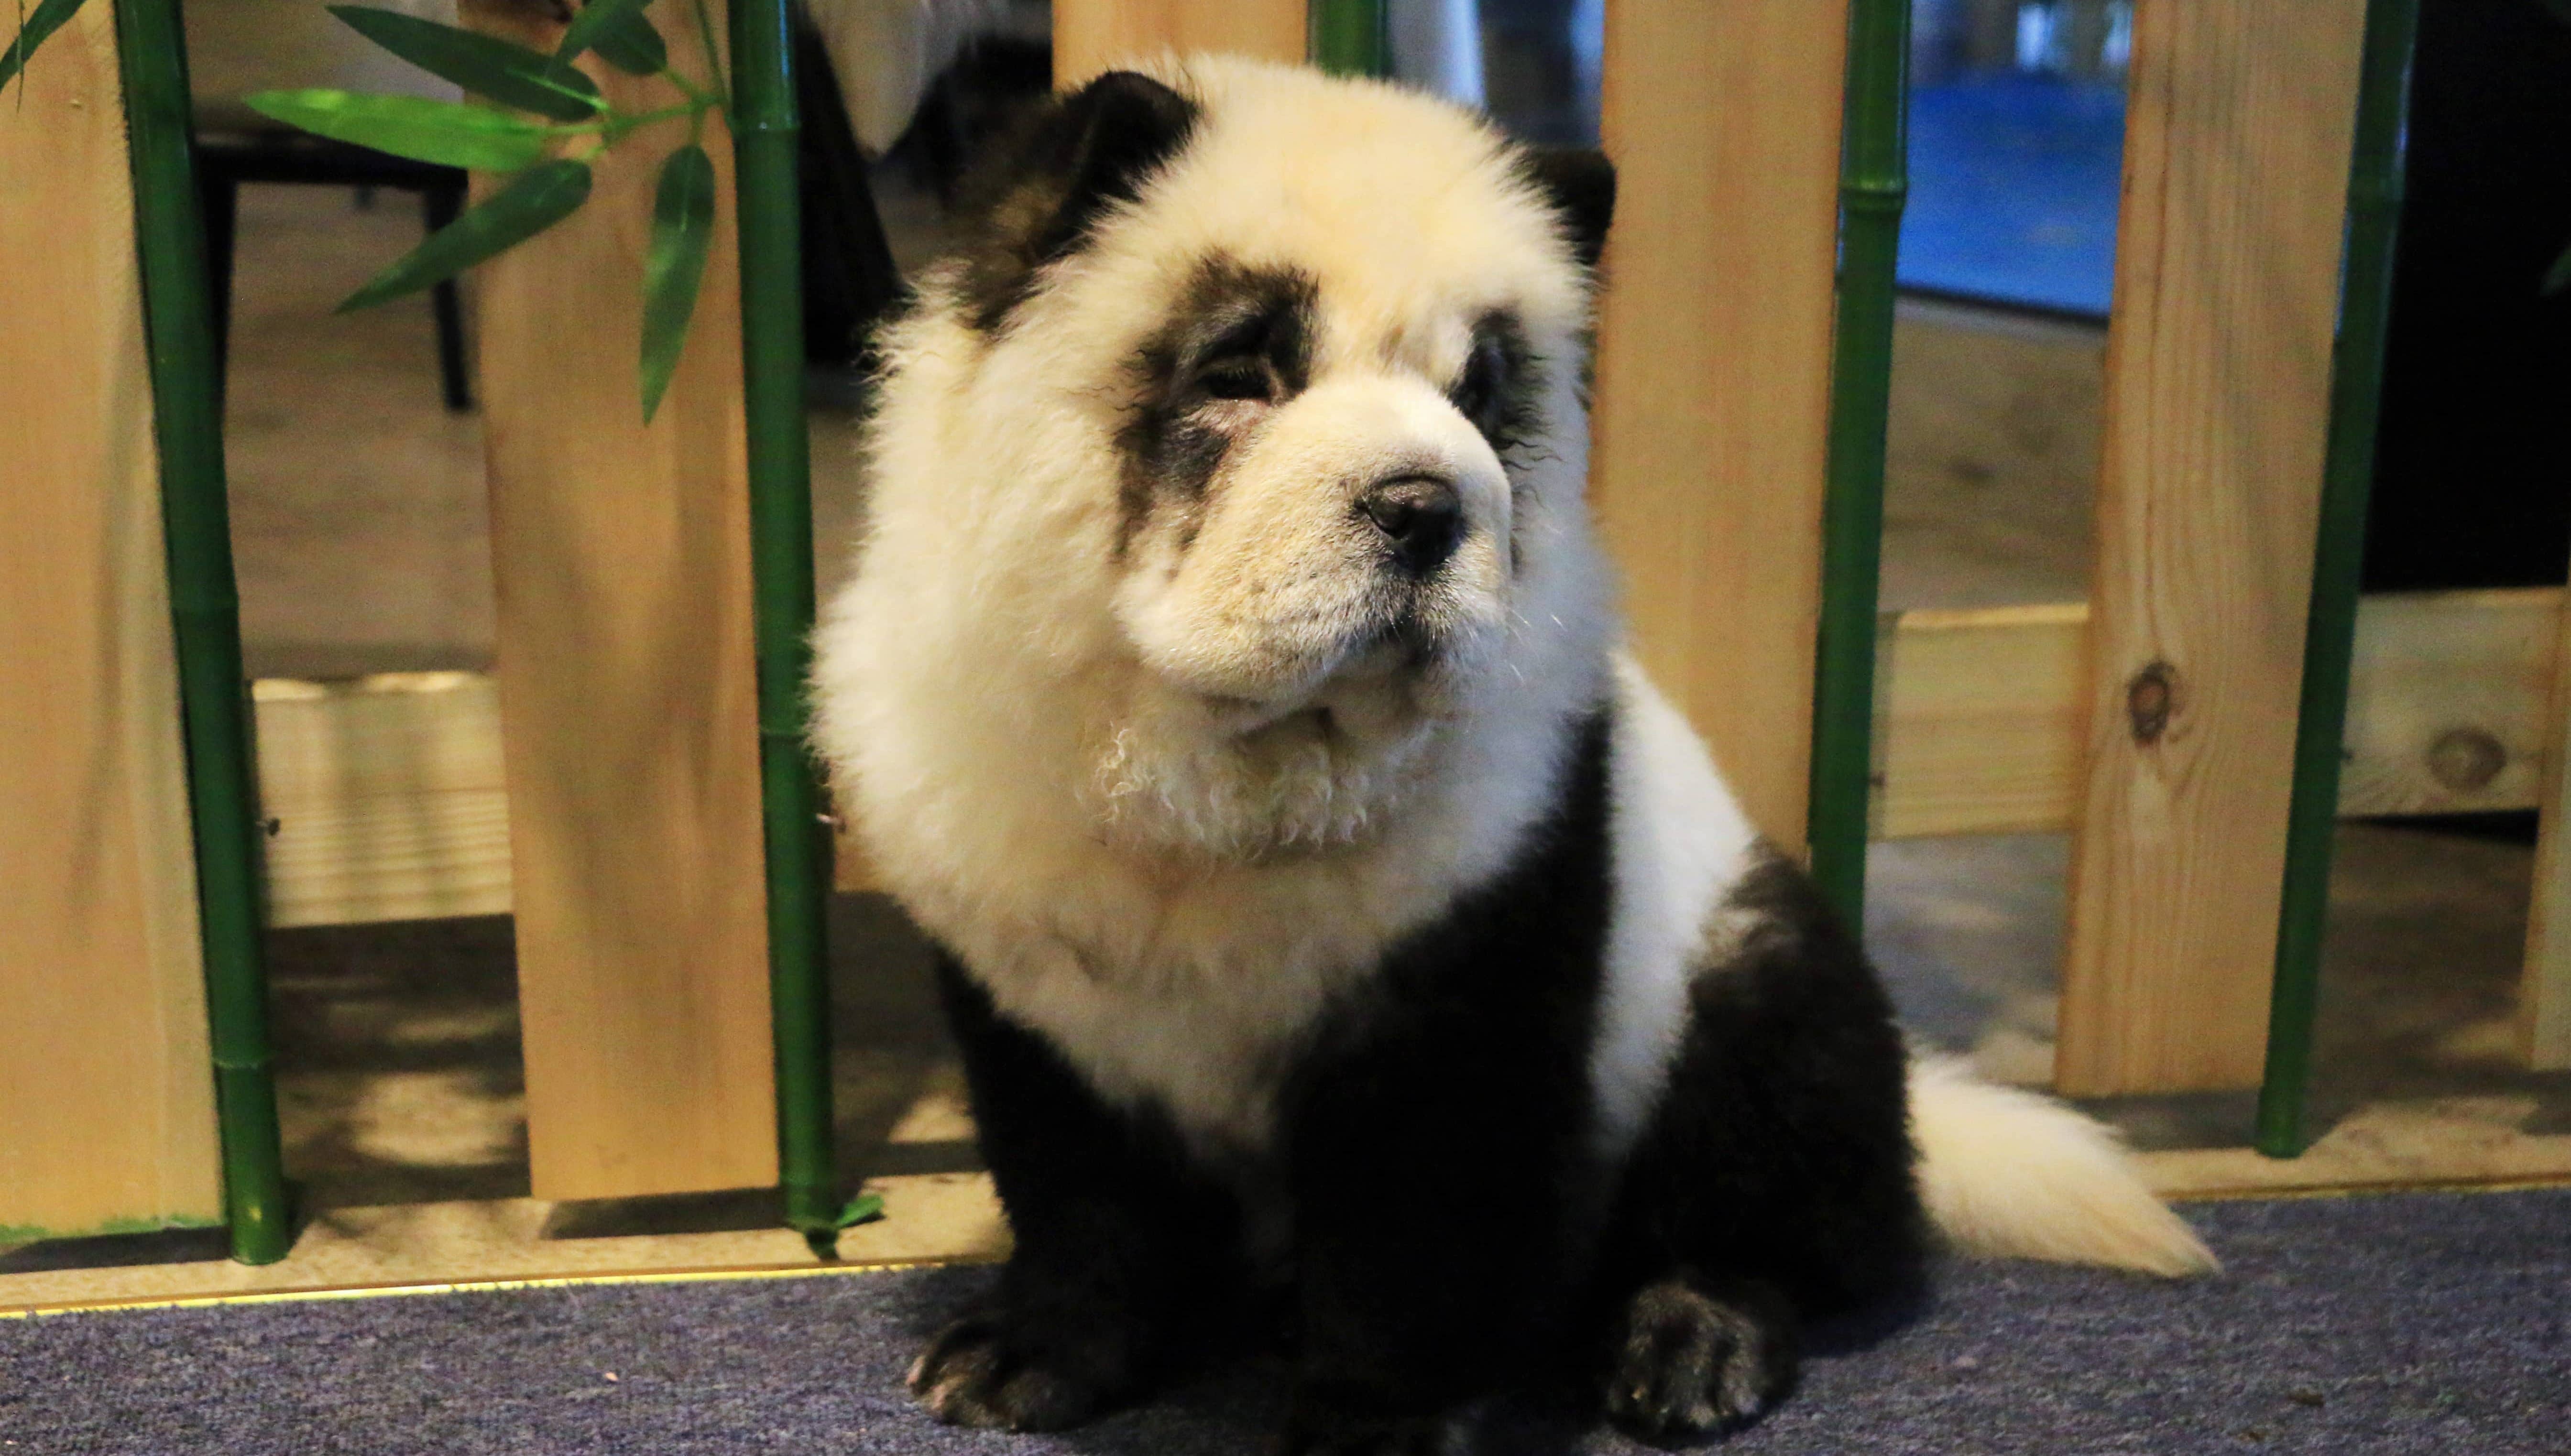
xmin=1519 ymin=146 xmax=1617 ymax=271
xmin=963 ymin=71 xmax=1201 ymax=330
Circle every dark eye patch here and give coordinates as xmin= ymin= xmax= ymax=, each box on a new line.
xmin=1116 ymin=257 xmax=1322 ymax=551
xmin=1450 ymin=311 xmax=1538 ymax=456
xmin=1176 ymin=293 xmax=1310 ymax=405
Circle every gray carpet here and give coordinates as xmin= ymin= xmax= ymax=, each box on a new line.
xmin=5 ymin=1190 xmax=2566 ymax=1454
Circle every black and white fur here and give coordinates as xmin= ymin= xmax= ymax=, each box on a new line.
xmin=811 ymin=56 xmax=2213 ymax=1453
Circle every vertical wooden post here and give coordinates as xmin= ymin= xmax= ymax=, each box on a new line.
xmin=1052 ymin=0 xmax=1306 ymax=84
xmin=0 ymin=7 xmax=222 ymax=1239
xmin=2055 ymin=0 xmax=2370 ymax=1095
xmin=462 ymin=0 xmax=777 ymax=1200
xmin=1591 ymin=0 xmax=1852 ymax=850
xmin=2523 ymin=589 xmax=2571 ymax=1071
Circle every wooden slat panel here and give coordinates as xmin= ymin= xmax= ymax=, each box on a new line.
xmin=0 ymin=10 xmax=222 ymax=1238
xmin=2056 ymin=0 xmax=2370 ymax=1095
xmin=1875 ymin=591 xmax=2561 ymax=840
xmin=255 ymin=674 xmax=511 ymax=928
xmin=461 ymin=0 xmax=775 ymax=1200
xmin=1052 ymin=0 xmax=1305 ymax=84
xmin=2523 ymin=589 xmax=2571 ymax=1071
xmin=1590 ymin=0 xmax=1850 ymax=849
xmin=240 ymin=588 xmax=2556 ymax=925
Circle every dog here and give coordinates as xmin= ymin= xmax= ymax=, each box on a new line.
xmin=810 ymin=54 xmax=2214 ymax=1454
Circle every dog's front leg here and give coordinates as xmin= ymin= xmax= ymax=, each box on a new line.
xmin=917 ymin=957 xmax=1243 ymax=1431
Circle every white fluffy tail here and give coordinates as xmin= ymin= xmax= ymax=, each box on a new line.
xmin=1908 ymin=1056 xmax=2218 ymax=1277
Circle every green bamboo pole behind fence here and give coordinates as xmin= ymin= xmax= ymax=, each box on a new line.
xmin=1807 ymin=0 xmax=1911 ymax=930
xmin=729 ymin=0 xmax=839 ymax=1245
xmin=115 ymin=0 xmax=291 ymax=1265
xmin=1309 ymin=0 xmax=1389 ymax=77
xmin=2254 ymin=0 xmax=2423 ymax=1159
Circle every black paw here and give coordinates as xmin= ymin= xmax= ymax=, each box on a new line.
xmin=1602 ymin=1279 xmax=1798 ymax=1444
xmin=906 ymin=1309 xmax=1124 ymax=1431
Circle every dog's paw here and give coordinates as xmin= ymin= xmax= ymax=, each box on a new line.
xmin=1602 ymin=1279 xmax=1798 ymax=1443
xmin=906 ymin=1309 xmax=1118 ymax=1431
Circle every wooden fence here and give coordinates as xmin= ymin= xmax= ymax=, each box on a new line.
xmin=4 ymin=0 xmax=2565 ymax=1263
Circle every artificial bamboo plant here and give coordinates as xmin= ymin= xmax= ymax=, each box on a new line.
xmin=228 ymin=0 xmax=736 ymax=423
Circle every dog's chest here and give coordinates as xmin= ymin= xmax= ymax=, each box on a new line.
xmin=968 ymin=921 xmax=1377 ymax=1157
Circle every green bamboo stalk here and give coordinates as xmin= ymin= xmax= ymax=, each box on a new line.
xmin=2254 ymin=0 xmax=2423 ymax=1160
xmin=1806 ymin=0 xmax=1911 ymax=930
xmin=1309 ymin=0 xmax=1389 ymax=78
xmin=728 ymin=0 xmax=838 ymax=1248
xmin=114 ymin=0 xmax=291 ymax=1265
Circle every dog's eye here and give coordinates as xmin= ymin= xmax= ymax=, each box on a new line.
xmin=1200 ymin=360 xmax=1272 ymax=402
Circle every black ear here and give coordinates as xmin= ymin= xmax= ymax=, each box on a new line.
xmin=962 ymin=71 xmax=1200 ymax=330
xmin=1519 ymin=146 xmax=1617 ymax=271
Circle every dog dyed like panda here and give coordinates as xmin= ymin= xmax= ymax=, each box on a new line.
xmin=811 ymin=55 xmax=2214 ymax=1454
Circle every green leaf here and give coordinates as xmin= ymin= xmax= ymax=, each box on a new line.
xmin=639 ymin=143 xmax=716 ymax=422
xmin=328 ymin=6 xmax=601 ymax=121
xmin=2546 ymin=241 xmax=2571 ymax=299
xmin=245 ymin=89 xmax=556 ymax=171
xmin=339 ymin=158 xmax=592 ymax=312
xmin=0 ymin=0 xmax=90 ymax=97
xmin=558 ymin=0 xmax=666 ymax=76
xmin=832 ymin=1193 xmax=885 ymax=1230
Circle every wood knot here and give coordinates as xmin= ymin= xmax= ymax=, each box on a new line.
xmin=2426 ymin=727 xmax=2506 ymax=793
xmin=2125 ymin=661 xmax=2179 ymax=745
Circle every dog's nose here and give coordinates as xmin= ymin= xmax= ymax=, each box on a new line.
xmin=1359 ymin=475 xmax=1464 ymax=576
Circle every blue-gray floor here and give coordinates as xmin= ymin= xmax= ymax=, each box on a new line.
xmin=8 ymin=1189 xmax=2565 ymax=1454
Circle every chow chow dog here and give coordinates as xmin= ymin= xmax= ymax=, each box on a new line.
xmin=811 ymin=55 xmax=2212 ymax=1453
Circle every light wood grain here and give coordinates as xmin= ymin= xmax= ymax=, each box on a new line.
xmin=2055 ymin=0 xmax=2370 ymax=1096
xmin=2522 ymin=589 xmax=2571 ymax=1071
xmin=1052 ymin=0 xmax=1306 ymax=84
xmin=0 ymin=10 xmax=223 ymax=1238
xmin=461 ymin=0 xmax=776 ymax=1200
xmin=1589 ymin=0 xmax=1850 ymax=850
xmin=1876 ymin=603 xmax=2090 ymax=838
xmin=1875 ymin=592 xmax=2560 ymax=839
xmin=234 ymin=587 xmax=2555 ymax=927
xmin=255 ymin=675 xmax=512 ymax=928
xmin=2340 ymin=589 xmax=2560 ymax=819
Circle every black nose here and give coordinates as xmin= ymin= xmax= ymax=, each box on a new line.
xmin=1358 ymin=476 xmax=1464 ymax=576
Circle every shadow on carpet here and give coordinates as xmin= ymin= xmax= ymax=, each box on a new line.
xmin=5 ymin=1189 xmax=2566 ymax=1454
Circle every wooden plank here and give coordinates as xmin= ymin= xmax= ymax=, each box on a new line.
xmin=2523 ymin=588 xmax=2571 ymax=1071
xmin=2340 ymin=589 xmax=2560 ymax=818
xmin=239 ymin=590 xmax=2555 ymax=927
xmin=1590 ymin=0 xmax=1850 ymax=849
xmin=2055 ymin=0 xmax=2371 ymax=1096
xmin=460 ymin=0 xmax=776 ymax=1200
xmin=254 ymin=674 xmax=511 ymax=928
xmin=0 ymin=9 xmax=223 ymax=1239
xmin=1052 ymin=0 xmax=1306 ymax=85
xmin=1875 ymin=591 xmax=2562 ymax=840
xmin=1876 ymin=603 xmax=2090 ymax=838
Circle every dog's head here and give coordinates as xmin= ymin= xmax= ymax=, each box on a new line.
xmin=857 ymin=58 xmax=1614 ymax=861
